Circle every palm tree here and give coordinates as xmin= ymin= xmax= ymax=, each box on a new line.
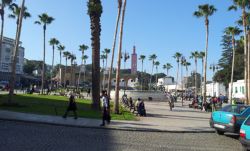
xmin=57 ymin=45 xmax=65 ymax=86
xmin=103 ymin=48 xmax=110 ymax=90
xmin=82 ymin=55 xmax=88 ymax=82
xmin=68 ymin=53 xmax=76 ymax=86
xmin=78 ymin=44 xmax=88 ymax=89
xmin=190 ymin=51 xmax=200 ymax=99
xmin=149 ymin=54 xmax=157 ymax=90
xmin=49 ymin=38 xmax=59 ymax=88
xmin=225 ymin=26 xmax=242 ymax=104
xmin=194 ymin=4 xmax=217 ymax=103
xmin=100 ymin=53 xmax=106 ymax=90
xmin=35 ymin=13 xmax=54 ymax=94
xmin=154 ymin=61 xmax=160 ymax=89
xmin=7 ymin=0 xmax=26 ymax=103
xmin=107 ymin=0 xmax=123 ymax=97
xmin=88 ymin=0 xmax=102 ymax=110
xmin=114 ymin=0 xmax=126 ymax=114
xmin=0 ymin=0 xmax=13 ymax=65
xmin=163 ymin=63 xmax=172 ymax=76
xmin=173 ymin=52 xmax=182 ymax=96
xmin=139 ymin=55 xmax=146 ymax=90
xmin=63 ymin=51 xmax=70 ymax=88
xmin=198 ymin=51 xmax=205 ymax=95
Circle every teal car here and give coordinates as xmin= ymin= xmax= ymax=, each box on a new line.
xmin=240 ymin=115 xmax=250 ymax=151
xmin=210 ymin=105 xmax=250 ymax=135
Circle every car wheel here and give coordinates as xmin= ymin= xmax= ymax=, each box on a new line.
xmin=216 ymin=130 xmax=224 ymax=135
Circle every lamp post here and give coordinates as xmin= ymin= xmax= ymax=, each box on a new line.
xmin=209 ymin=63 xmax=219 ymax=97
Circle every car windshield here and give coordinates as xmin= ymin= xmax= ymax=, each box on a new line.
xmin=220 ymin=105 xmax=248 ymax=114
xmin=245 ymin=116 xmax=250 ymax=126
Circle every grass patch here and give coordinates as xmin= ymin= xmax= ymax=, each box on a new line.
xmin=0 ymin=94 xmax=137 ymax=121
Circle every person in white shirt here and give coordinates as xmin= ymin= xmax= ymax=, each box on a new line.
xmin=100 ymin=90 xmax=110 ymax=126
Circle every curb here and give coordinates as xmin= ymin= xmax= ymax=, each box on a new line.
xmin=0 ymin=117 xmax=215 ymax=133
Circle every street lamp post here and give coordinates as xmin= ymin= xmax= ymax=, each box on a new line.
xmin=209 ymin=63 xmax=219 ymax=97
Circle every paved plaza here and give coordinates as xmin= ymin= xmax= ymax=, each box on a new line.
xmin=0 ymin=99 xmax=213 ymax=132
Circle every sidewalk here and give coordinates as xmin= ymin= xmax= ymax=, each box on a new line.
xmin=0 ymin=100 xmax=214 ymax=133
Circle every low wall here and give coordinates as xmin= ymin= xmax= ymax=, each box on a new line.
xmin=110 ymin=90 xmax=166 ymax=101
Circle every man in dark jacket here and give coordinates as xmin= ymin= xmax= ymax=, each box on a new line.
xmin=100 ymin=90 xmax=110 ymax=126
xmin=63 ymin=95 xmax=78 ymax=119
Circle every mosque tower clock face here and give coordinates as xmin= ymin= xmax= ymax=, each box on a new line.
xmin=131 ymin=46 xmax=137 ymax=74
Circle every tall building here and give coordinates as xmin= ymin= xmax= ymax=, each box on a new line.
xmin=131 ymin=45 xmax=137 ymax=74
xmin=0 ymin=37 xmax=25 ymax=82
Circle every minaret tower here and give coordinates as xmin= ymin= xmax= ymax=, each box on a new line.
xmin=131 ymin=46 xmax=137 ymax=74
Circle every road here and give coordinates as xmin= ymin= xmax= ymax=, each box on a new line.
xmin=0 ymin=120 xmax=242 ymax=151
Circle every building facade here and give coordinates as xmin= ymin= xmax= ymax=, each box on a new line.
xmin=229 ymin=79 xmax=245 ymax=99
xmin=131 ymin=46 xmax=137 ymax=74
xmin=0 ymin=37 xmax=25 ymax=82
xmin=205 ymin=82 xmax=226 ymax=97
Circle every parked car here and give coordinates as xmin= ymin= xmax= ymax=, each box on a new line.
xmin=210 ymin=104 xmax=250 ymax=135
xmin=239 ymin=115 xmax=250 ymax=151
xmin=0 ymin=81 xmax=9 ymax=90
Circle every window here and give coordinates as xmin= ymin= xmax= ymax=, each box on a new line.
xmin=235 ymin=87 xmax=238 ymax=93
xmin=242 ymin=86 xmax=245 ymax=94
xmin=5 ymin=48 xmax=11 ymax=53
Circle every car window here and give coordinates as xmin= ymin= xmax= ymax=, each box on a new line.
xmin=245 ymin=116 xmax=250 ymax=126
xmin=221 ymin=105 xmax=247 ymax=114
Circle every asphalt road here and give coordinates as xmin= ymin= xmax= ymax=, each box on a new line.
xmin=0 ymin=120 xmax=243 ymax=151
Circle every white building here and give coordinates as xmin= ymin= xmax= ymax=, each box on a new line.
xmin=229 ymin=80 xmax=245 ymax=99
xmin=0 ymin=37 xmax=25 ymax=82
xmin=205 ymin=82 xmax=226 ymax=97
xmin=111 ymin=78 xmax=138 ymax=88
xmin=157 ymin=76 xmax=174 ymax=86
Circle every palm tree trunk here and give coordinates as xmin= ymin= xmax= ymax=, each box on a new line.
xmin=242 ymin=9 xmax=248 ymax=104
xmin=155 ymin=67 xmax=158 ymax=88
xmin=201 ymin=59 xmax=204 ymax=96
xmin=114 ymin=0 xmax=126 ymax=114
xmin=64 ymin=58 xmax=67 ymax=88
xmin=8 ymin=0 xmax=25 ymax=103
xmin=141 ymin=60 xmax=143 ymax=90
xmin=51 ymin=45 xmax=54 ymax=89
xmin=102 ymin=59 xmax=105 ymax=90
xmin=71 ymin=61 xmax=73 ymax=86
xmin=195 ymin=59 xmax=197 ymax=99
xmin=41 ymin=26 xmax=46 ymax=94
xmin=203 ymin=20 xmax=209 ymax=104
xmin=84 ymin=60 xmax=86 ymax=82
xmin=149 ymin=63 xmax=154 ymax=90
xmin=107 ymin=0 xmax=122 ymax=97
xmin=175 ymin=63 xmax=179 ymax=96
xmin=77 ymin=58 xmax=83 ymax=90
xmin=230 ymin=38 xmax=236 ymax=104
xmin=59 ymin=51 xmax=62 ymax=86
xmin=89 ymin=1 xmax=102 ymax=110
xmin=247 ymin=32 xmax=250 ymax=105
xmin=0 ymin=3 xmax=4 ymax=68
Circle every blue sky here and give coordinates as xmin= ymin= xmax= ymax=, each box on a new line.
xmin=4 ymin=0 xmax=242 ymax=81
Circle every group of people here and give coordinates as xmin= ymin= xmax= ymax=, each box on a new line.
xmin=122 ymin=95 xmax=146 ymax=117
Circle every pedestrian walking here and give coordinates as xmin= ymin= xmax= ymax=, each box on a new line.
xmin=63 ymin=95 xmax=78 ymax=119
xmin=100 ymin=90 xmax=111 ymax=126
xmin=87 ymin=88 xmax=91 ymax=97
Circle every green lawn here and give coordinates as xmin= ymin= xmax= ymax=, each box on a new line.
xmin=0 ymin=94 xmax=137 ymax=121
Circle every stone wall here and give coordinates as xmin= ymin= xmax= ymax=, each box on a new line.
xmin=110 ymin=90 xmax=166 ymax=101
